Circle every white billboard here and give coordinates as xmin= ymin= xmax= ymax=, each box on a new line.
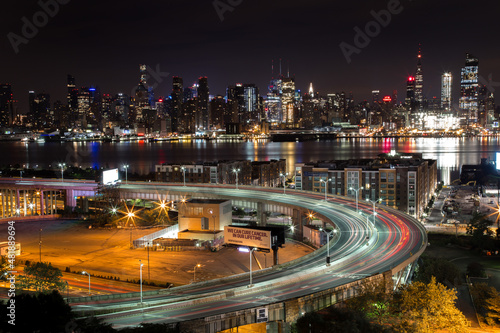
xmin=103 ymin=168 xmax=119 ymax=185
xmin=497 ymin=152 xmax=500 ymax=170
xmin=224 ymin=226 xmax=271 ymax=250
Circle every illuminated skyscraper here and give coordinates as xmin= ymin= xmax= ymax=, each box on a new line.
xmin=0 ymin=84 xmax=14 ymax=127
xmin=459 ymin=53 xmax=479 ymax=123
xmin=197 ymin=77 xmax=209 ymax=130
xmin=170 ymin=76 xmax=183 ymax=132
xmin=415 ymin=48 xmax=424 ymax=109
xmin=405 ymin=76 xmax=416 ymax=111
xmin=67 ymin=75 xmax=78 ymax=111
xmin=281 ymin=77 xmax=295 ymax=125
xmin=441 ymin=72 xmax=452 ymax=111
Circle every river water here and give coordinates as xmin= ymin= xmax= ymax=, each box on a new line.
xmin=1 ymin=137 xmax=499 ymax=185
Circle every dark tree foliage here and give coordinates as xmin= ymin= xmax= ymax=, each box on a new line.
xmin=414 ymin=256 xmax=461 ymax=286
xmin=0 ymin=290 xmax=73 ymax=333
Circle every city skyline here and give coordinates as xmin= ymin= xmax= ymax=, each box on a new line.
xmin=1 ymin=0 xmax=499 ymax=113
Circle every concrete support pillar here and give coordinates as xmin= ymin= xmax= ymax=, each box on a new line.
xmin=15 ymin=190 xmax=20 ymax=213
xmin=257 ymin=201 xmax=267 ymax=226
xmin=292 ymin=208 xmax=305 ymax=240
xmin=65 ymin=189 xmax=76 ymax=211
xmin=23 ymin=190 xmax=27 ymax=216
xmin=1 ymin=189 xmax=4 ymax=218
xmin=40 ymin=191 xmax=45 ymax=215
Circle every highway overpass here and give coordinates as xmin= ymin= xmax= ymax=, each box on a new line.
xmin=0 ymin=179 xmax=427 ymax=332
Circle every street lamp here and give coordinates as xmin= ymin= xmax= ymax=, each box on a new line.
xmin=123 ymin=164 xmax=129 ymax=184
xmin=280 ymin=172 xmax=288 ymax=194
xmin=238 ymin=247 xmax=257 ymax=287
xmin=20 ymin=171 xmax=23 ymax=179
xmin=233 ymin=168 xmax=241 ymax=190
xmin=320 ymin=178 xmax=331 ymax=201
xmin=366 ymin=198 xmax=381 ymax=226
xmin=349 ymin=186 xmax=364 ymax=212
xmin=81 ymin=271 xmax=91 ymax=295
xmin=319 ymin=228 xmax=335 ymax=265
xmin=58 ymin=163 xmax=65 ymax=182
xmin=193 ymin=264 xmax=201 ymax=282
xmin=181 ymin=166 xmax=186 ymax=186
xmin=139 ymin=260 xmax=144 ymax=303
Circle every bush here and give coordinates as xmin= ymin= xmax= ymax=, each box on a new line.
xmin=467 ymin=262 xmax=486 ymax=278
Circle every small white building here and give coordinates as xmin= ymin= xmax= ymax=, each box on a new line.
xmin=178 ymin=199 xmax=232 ymax=243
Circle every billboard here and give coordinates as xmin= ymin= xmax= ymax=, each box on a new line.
xmin=103 ymin=168 xmax=119 ymax=185
xmin=224 ymin=226 xmax=271 ymax=250
xmin=497 ymin=152 xmax=500 ymax=170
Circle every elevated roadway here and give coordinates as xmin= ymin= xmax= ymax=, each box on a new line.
xmin=68 ymin=183 xmax=427 ymax=332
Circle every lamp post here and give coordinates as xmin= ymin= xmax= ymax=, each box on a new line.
xmin=81 ymin=271 xmax=90 ymax=295
xmin=123 ymin=164 xmax=129 ymax=184
xmin=320 ymin=178 xmax=331 ymax=201
xmin=366 ymin=198 xmax=381 ymax=226
xmin=39 ymin=228 xmax=42 ymax=262
xmin=349 ymin=186 xmax=364 ymax=212
xmin=280 ymin=172 xmax=288 ymax=194
xmin=58 ymin=163 xmax=65 ymax=182
xmin=181 ymin=166 xmax=186 ymax=187
xmin=238 ymin=247 xmax=257 ymax=287
xmin=319 ymin=228 xmax=335 ymax=265
xmin=139 ymin=260 xmax=144 ymax=303
xmin=193 ymin=264 xmax=201 ymax=282
xmin=208 ymin=209 xmax=216 ymax=243
xmin=20 ymin=171 xmax=23 ymax=179
xmin=233 ymin=168 xmax=240 ymax=190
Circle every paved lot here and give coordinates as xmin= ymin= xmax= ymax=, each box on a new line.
xmin=2 ymin=219 xmax=313 ymax=288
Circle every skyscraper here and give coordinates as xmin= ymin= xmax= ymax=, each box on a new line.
xmin=0 ymin=84 xmax=14 ymax=127
xmin=170 ymin=76 xmax=183 ymax=132
xmin=459 ymin=53 xmax=479 ymax=123
xmin=281 ymin=77 xmax=295 ymax=125
xmin=67 ymin=75 xmax=78 ymax=111
xmin=414 ymin=48 xmax=424 ymax=110
xmin=441 ymin=72 xmax=452 ymax=111
xmin=197 ymin=77 xmax=209 ymax=130
xmin=405 ymin=76 xmax=416 ymax=111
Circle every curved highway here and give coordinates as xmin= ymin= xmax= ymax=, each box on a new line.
xmin=73 ymin=184 xmax=427 ymax=328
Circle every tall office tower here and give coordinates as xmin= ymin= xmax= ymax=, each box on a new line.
xmin=183 ymin=87 xmax=193 ymax=102
xmin=170 ymin=76 xmax=183 ymax=132
xmin=459 ymin=53 xmax=479 ymax=123
xmin=67 ymin=75 xmax=78 ymax=111
xmin=0 ymin=84 xmax=14 ymax=127
xmin=135 ymin=65 xmax=150 ymax=121
xmin=210 ymin=95 xmax=226 ymax=129
xmin=197 ymin=77 xmax=209 ymax=130
xmin=414 ymin=48 xmax=424 ymax=109
xmin=29 ymin=92 xmax=51 ymax=129
xmin=441 ymin=72 xmax=452 ymax=111
xmin=266 ymin=77 xmax=282 ymax=122
xmin=281 ymin=77 xmax=295 ymax=125
xmin=77 ymin=87 xmax=90 ymax=126
xmin=242 ymin=84 xmax=260 ymax=123
xmin=392 ymin=90 xmax=398 ymax=105
xmin=405 ymin=76 xmax=416 ymax=111
xmin=308 ymin=83 xmax=314 ymax=97
xmin=372 ymin=90 xmax=380 ymax=105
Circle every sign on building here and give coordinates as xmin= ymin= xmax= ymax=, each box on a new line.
xmin=256 ymin=307 xmax=268 ymax=323
xmin=224 ymin=226 xmax=271 ymax=250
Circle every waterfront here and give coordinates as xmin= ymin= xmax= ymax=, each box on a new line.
xmin=1 ymin=137 xmax=499 ymax=185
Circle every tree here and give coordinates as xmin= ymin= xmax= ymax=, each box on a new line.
xmin=467 ymin=262 xmax=486 ymax=278
xmin=17 ymin=261 xmax=65 ymax=292
xmin=397 ymin=277 xmax=469 ymax=333
xmin=346 ymin=278 xmax=393 ymax=324
xmin=0 ymin=290 xmax=73 ymax=333
xmin=414 ymin=256 xmax=460 ymax=286
xmin=0 ymin=256 xmax=9 ymax=281
xmin=485 ymin=288 xmax=500 ymax=326
xmin=466 ymin=212 xmax=494 ymax=249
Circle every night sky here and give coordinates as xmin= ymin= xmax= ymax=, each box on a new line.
xmin=2 ymin=0 xmax=499 ymax=113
